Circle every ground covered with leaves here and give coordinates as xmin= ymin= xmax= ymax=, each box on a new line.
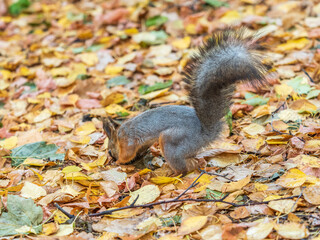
xmin=0 ymin=0 xmax=320 ymax=239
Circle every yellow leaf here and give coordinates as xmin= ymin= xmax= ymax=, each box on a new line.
xmin=43 ymin=222 xmax=59 ymax=236
xmin=50 ymin=67 xmax=71 ymax=76
xmin=278 ymin=109 xmax=302 ymax=122
xmin=0 ymin=70 xmax=12 ymax=80
xmin=266 ymin=135 xmax=290 ymax=145
xmin=69 ymin=135 xmax=91 ymax=144
xmin=185 ymin=24 xmax=197 ymax=35
xmin=274 ymin=84 xmax=293 ymax=97
xmin=124 ymin=28 xmax=139 ymax=35
xmin=222 ymin=175 xmax=251 ymax=193
xmin=290 ymin=99 xmax=317 ymax=113
xmin=194 ymin=174 xmax=214 ymax=192
xmin=64 ymin=172 xmax=93 ymax=180
xmin=0 ymin=136 xmax=17 ymax=150
xmin=268 ymin=199 xmax=297 ymax=214
xmin=37 ymin=92 xmax=51 ymax=99
xmin=33 ymin=109 xmax=52 ymax=123
xmin=101 ymin=92 xmax=125 ymax=106
xmin=78 ymin=52 xmax=98 ymax=66
xmin=172 ymin=37 xmax=191 ymax=50
xmin=220 ymin=10 xmax=241 ymax=24
xmin=74 ymin=122 xmax=96 ymax=136
xmin=54 ymin=223 xmax=74 ymax=237
xmin=105 ymin=104 xmax=129 ymax=115
xmin=141 ymin=88 xmax=169 ymax=100
xmin=304 ymin=140 xmax=320 ymax=151
xmin=22 ymin=158 xmax=45 ymax=166
xmin=55 ymin=77 xmax=76 ymax=87
xmin=276 ymin=38 xmax=310 ymax=52
xmin=117 ymin=52 xmax=136 ymax=65
xmin=129 ymin=185 xmax=160 ymax=205
xmin=150 ymin=175 xmax=182 ymax=185
xmin=54 ymin=210 xmax=70 ymax=224
xmin=105 ymin=65 xmax=124 ymax=75
xmin=87 ymin=155 xmax=107 ymax=167
xmin=243 ymin=123 xmax=265 ymax=136
xmin=104 ymin=208 xmax=145 ymax=218
xmin=21 ymin=181 xmax=47 ymax=200
xmin=139 ymin=168 xmax=152 ymax=175
xmin=277 ymin=168 xmax=306 ymax=188
xmin=0 ymin=79 xmax=9 ymax=90
xmin=276 ymin=222 xmax=309 ymax=239
xmin=247 ymin=221 xmax=274 ymax=240
xmin=62 ymin=166 xmax=82 ymax=174
xmin=254 ymin=183 xmax=268 ymax=191
xmin=178 ymin=216 xmax=208 ymax=236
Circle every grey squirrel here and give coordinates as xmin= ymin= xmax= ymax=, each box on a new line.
xmin=103 ymin=28 xmax=269 ymax=174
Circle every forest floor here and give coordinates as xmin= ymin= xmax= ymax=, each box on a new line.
xmin=0 ymin=0 xmax=320 ymax=239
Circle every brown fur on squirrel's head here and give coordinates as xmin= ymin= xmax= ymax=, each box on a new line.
xmin=102 ymin=117 xmax=120 ymax=160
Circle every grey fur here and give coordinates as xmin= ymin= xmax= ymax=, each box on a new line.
xmin=107 ymin=28 xmax=269 ymax=174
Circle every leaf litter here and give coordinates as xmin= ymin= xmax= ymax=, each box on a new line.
xmin=0 ymin=0 xmax=320 ymax=239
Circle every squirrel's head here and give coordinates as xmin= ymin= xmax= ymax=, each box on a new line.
xmin=102 ymin=117 xmax=120 ymax=160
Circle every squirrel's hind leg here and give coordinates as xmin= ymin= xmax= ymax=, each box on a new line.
xmin=159 ymin=130 xmax=197 ymax=175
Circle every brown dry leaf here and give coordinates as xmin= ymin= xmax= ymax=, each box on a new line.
xmin=246 ymin=219 xmax=273 ymax=240
xmin=276 ymin=222 xmax=309 ymax=239
xmin=20 ymin=181 xmax=47 ymax=200
xmin=222 ymin=175 xmax=251 ymax=193
xmin=268 ymin=199 xmax=297 ymax=214
xmin=178 ymin=216 xmax=208 ymax=236
xmin=230 ymin=206 xmax=250 ymax=219
xmin=276 ymin=168 xmax=306 ymax=188
xmin=199 ymin=224 xmax=222 ymax=240
xmin=129 ymin=184 xmax=160 ymax=205
xmin=303 ymin=185 xmax=320 ymax=205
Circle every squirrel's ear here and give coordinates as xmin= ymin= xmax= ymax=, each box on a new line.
xmin=102 ymin=117 xmax=119 ymax=138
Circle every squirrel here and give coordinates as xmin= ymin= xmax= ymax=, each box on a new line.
xmin=103 ymin=28 xmax=270 ymax=174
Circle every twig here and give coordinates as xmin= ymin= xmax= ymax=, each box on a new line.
xmin=201 ymin=168 xmax=233 ymax=181
xmin=89 ymin=193 xmax=300 ymax=217
xmin=289 ymin=187 xmax=304 ymax=213
xmin=54 ymin=203 xmax=76 ymax=220
xmin=302 ymin=69 xmax=314 ymax=83
xmin=174 ymin=171 xmax=204 ymax=200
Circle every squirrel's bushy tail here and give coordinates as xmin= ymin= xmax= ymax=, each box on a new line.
xmin=183 ymin=28 xmax=269 ymax=134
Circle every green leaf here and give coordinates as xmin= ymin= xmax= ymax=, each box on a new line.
xmin=9 ymin=0 xmax=30 ymax=16
xmin=0 ymin=101 xmax=4 ymax=109
xmin=66 ymin=12 xmax=85 ymax=22
xmin=22 ymin=82 xmax=37 ymax=95
xmin=306 ymin=89 xmax=320 ymax=99
xmin=146 ymin=15 xmax=168 ymax=27
xmin=0 ymin=195 xmax=43 ymax=237
xmin=76 ymin=74 xmax=90 ymax=80
xmin=161 ymin=215 xmax=181 ymax=227
xmin=72 ymin=47 xmax=85 ymax=54
xmin=133 ymin=31 xmax=168 ymax=46
xmin=116 ymin=111 xmax=130 ymax=117
xmin=106 ymin=76 xmax=131 ymax=88
xmin=138 ymin=80 xmax=173 ymax=95
xmin=287 ymin=76 xmax=311 ymax=95
xmin=10 ymin=141 xmax=65 ymax=167
xmin=86 ymin=44 xmax=104 ymax=52
xmin=242 ymin=92 xmax=269 ymax=106
xmin=205 ymin=189 xmax=226 ymax=200
xmin=205 ymin=0 xmax=229 ymax=7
